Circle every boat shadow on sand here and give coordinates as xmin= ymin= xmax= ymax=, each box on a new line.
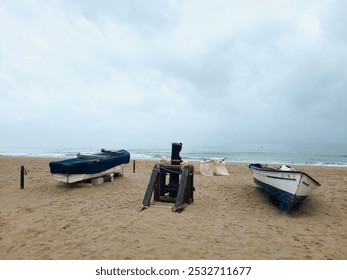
xmin=53 ymin=175 xmax=119 ymax=190
xmin=255 ymin=188 xmax=320 ymax=217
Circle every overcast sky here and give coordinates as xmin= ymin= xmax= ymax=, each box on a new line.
xmin=0 ymin=0 xmax=346 ymax=150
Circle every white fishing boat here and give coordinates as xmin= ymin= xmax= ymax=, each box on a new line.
xmin=249 ymin=163 xmax=321 ymax=211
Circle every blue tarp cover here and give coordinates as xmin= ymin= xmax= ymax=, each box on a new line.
xmin=49 ymin=150 xmax=130 ymax=175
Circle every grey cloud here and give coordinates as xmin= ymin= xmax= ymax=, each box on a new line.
xmin=0 ymin=0 xmax=346 ymax=149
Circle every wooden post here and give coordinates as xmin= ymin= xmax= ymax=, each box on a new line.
xmin=141 ymin=165 xmax=159 ymax=209
xmin=20 ymin=166 xmax=25 ymax=189
xmin=173 ymin=167 xmax=189 ymax=212
xmin=133 ymin=160 xmax=136 ymax=173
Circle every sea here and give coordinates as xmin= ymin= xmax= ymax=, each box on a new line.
xmin=1 ymin=143 xmax=347 ymax=167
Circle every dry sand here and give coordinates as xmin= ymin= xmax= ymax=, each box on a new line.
xmin=0 ymin=156 xmax=346 ymax=260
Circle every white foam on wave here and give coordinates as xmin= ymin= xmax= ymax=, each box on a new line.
xmin=1 ymin=145 xmax=347 ymax=167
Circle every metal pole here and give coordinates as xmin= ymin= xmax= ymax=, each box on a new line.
xmin=20 ymin=166 xmax=25 ymax=189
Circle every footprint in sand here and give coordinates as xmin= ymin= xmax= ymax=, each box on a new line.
xmin=293 ymin=236 xmax=300 ymax=242
xmin=24 ymin=207 xmax=34 ymax=213
xmin=62 ymin=224 xmax=70 ymax=230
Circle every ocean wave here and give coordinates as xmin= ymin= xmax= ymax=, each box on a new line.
xmin=1 ymin=146 xmax=347 ymax=167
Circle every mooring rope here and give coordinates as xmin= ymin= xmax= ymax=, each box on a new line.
xmin=0 ymin=167 xmax=51 ymax=184
xmin=0 ymin=168 xmax=20 ymax=183
xmin=26 ymin=169 xmax=50 ymax=173
xmin=156 ymin=166 xmax=182 ymax=175
xmin=155 ymin=165 xmax=194 ymax=176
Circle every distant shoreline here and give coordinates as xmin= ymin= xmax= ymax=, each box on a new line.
xmin=1 ymin=143 xmax=347 ymax=167
xmin=0 ymin=154 xmax=347 ymax=168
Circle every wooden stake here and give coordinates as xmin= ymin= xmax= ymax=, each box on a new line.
xmin=20 ymin=166 xmax=25 ymax=189
xmin=133 ymin=160 xmax=136 ymax=173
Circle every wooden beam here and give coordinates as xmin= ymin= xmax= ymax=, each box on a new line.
xmin=20 ymin=166 xmax=25 ymax=189
xmin=173 ymin=166 xmax=189 ymax=212
xmin=141 ymin=165 xmax=159 ymax=210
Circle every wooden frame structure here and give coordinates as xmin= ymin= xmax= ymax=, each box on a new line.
xmin=141 ymin=163 xmax=195 ymax=212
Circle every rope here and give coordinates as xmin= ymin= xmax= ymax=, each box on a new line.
xmin=156 ymin=166 xmax=182 ymax=175
xmin=0 ymin=168 xmax=20 ymax=183
xmin=26 ymin=169 xmax=50 ymax=173
xmin=0 ymin=167 xmax=50 ymax=184
xmin=155 ymin=166 xmax=194 ymax=176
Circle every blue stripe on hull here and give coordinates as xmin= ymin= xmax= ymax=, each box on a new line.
xmin=253 ymin=178 xmax=307 ymax=212
xmin=266 ymin=175 xmax=297 ymax=181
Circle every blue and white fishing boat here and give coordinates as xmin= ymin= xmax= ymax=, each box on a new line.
xmin=249 ymin=163 xmax=321 ymax=211
xmin=49 ymin=149 xmax=130 ymax=183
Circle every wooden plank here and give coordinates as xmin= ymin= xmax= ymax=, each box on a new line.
xmin=172 ymin=203 xmax=189 ymax=212
xmin=141 ymin=165 xmax=159 ymax=209
xmin=159 ymin=172 xmax=167 ymax=197
xmin=189 ymin=166 xmax=195 ymax=202
xmin=154 ymin=172 xmax=162 ymax=201
xmin=20 ymin=166 xmax=25 ymax=189
xmin=173 ymin=166 xmax=189 ymax=212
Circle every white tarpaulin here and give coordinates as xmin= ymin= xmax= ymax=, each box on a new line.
xmin=200 ymin=160 xmax=229 ymax=176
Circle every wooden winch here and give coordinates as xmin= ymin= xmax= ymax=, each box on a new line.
xmin=141 ymin=143 xmax=195 ymax=212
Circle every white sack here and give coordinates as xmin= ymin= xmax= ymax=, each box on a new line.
xmin=214 ymin=160 xmax=229 ymax=176
xmin=199 ymin=160 xmax=214 ymax=176
xmin=200 ymin=160 xmax=229 ymax=176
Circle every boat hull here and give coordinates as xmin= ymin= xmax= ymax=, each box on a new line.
xmin=51 ymin=165 xmax=125 ymax=183
xmin=249 ymin=163 xmax=320 ymax=211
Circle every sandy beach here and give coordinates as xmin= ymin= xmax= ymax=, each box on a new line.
xmin=0 ymin=156 xmax=346 ymax=260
